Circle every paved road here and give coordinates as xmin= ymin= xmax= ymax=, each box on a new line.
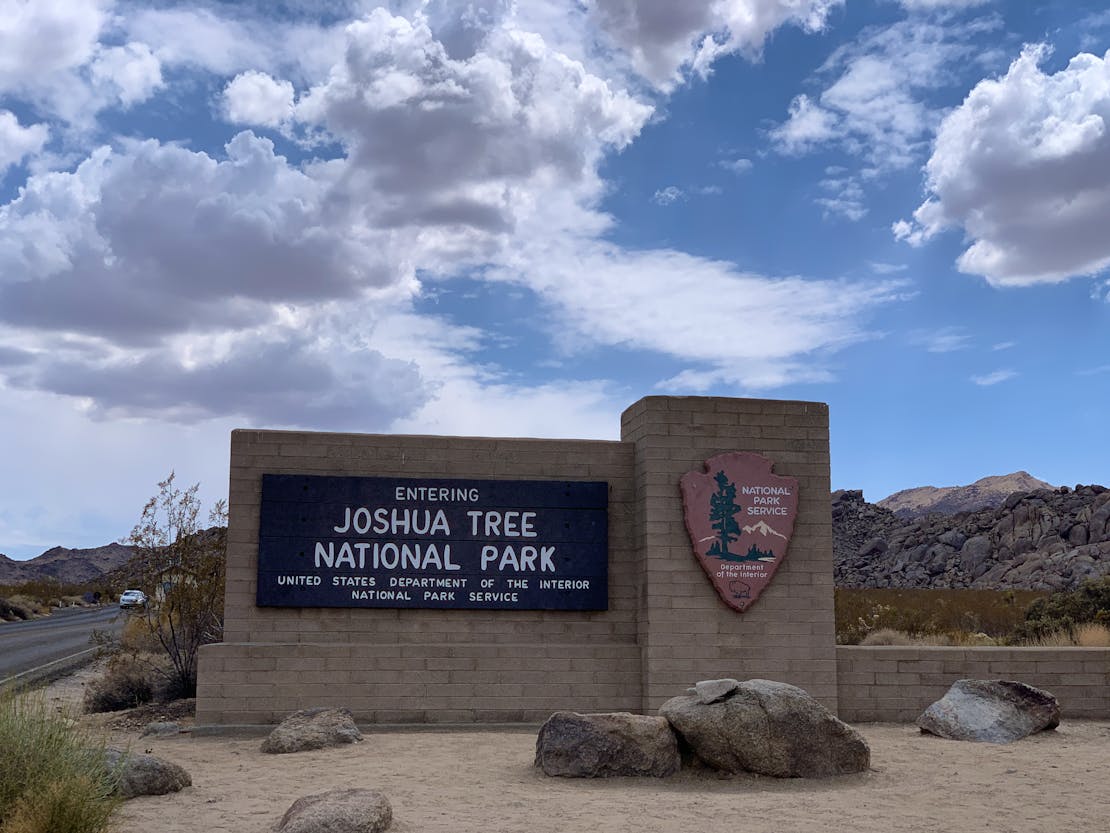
xmin=0 ymin=605 xmax=124 ymax=684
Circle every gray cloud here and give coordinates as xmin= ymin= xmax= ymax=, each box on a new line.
xmin=7 ymin=335 xmax=426 ymax=429
xmin=0 ymin=133 xmax=388 ymax=344
xmin=592 ymin=0 xmax=842 ymax=88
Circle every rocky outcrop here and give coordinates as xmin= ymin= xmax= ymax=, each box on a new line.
xmin=832 ymin=490 xmax=902 ymax=569
xmin=917 ymin=680 xmax=1060 ymax=743
xmin=660 ymin=679 xmax=869 ymax=778
xmin=105 ymin=748 xmax=192 ymax=798
xmin=535 ymin=712 xmax=680 ymax=778
xmin=275 ymin=788 xmax=392 ymax=833
xmin=834 ymin=485 xmax=1110 ymax=590
xmin=878 ymin=472 xmax=1054 ymax=519
xmin=261 ymin=707 xmax=363 ymax=754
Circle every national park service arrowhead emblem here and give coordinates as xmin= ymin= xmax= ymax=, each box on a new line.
xmin=680 ymin=452 xmax=798 ymax=612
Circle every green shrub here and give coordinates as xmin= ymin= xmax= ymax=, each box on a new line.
xmin=0 ymin=694 xmax=120 ymax=833
xmin=1010 ymin=577 xmax=1110 ymax=643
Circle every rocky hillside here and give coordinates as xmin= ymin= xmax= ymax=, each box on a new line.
xmin=0 ymin=542 xmax=135 ymax=586
xmin=877 ymin=472 xmax=1054 ymax=518
xmin=835 ymin=485 xmax=1110 ymax=590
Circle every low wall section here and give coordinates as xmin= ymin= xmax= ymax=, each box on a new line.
xmin=837 ymin=646 xmax=1110 ymax=721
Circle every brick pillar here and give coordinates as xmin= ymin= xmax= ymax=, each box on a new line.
xmin=621 ymin=396 xmax=837 ymax=712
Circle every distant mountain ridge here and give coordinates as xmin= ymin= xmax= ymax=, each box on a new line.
xmin=877 ymin=472 xmax=1054 ymax=518
xmin=0 ymin=543 xmax=135 ymax=586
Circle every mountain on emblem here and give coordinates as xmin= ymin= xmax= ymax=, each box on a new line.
xmin=680 ymin=452 xmax=799 ymax=612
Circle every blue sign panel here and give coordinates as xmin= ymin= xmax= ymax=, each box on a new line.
xmin=257 ymin=474 xmax=608 ymax=610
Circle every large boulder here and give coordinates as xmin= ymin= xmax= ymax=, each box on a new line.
xmin=535 ymin=712 xmax=680 ymax=777
xmin=261 ymin=707 xmax=363 ymax=754
xmin=917 ymin=680 xmax=1060 ymax=743
xmin=275 ymin=788 xmax=392 ymax=833
xmin=660 ymin=679 xmax=870 ymax=778
xmin=105 ymin=748 xmax=192 ymax=798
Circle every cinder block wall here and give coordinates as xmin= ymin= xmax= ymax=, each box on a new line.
xmin=198 ymin=431 xmax=641 ymax=725
xmin=622 ymin=397 xmax=838 ymax=713
xmin=837 ymin=646 xmax=1110 ymax=721
xmin=197 ymin=395 xmax=840 ymax=726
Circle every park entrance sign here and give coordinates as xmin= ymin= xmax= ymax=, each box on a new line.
xmin=679 ymin=452 xmax=799 ymax=613
xmin=197 ymin=396 xmax=836 ymax=727
xmin=257 ymin=474 xmax=608 ymax=610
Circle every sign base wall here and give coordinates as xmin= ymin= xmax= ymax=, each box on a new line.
xmin=196 ymin=396 xmax=835 ymax=725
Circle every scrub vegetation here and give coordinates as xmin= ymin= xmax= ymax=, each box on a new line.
xmin=0 ymin=578 xmax=111 ymax=622
xmin=88 ymin=473 xmax=227 ymax=708
xmin=834 ymin=588 xmax=1046 ymax=645
xmin=836 ymin=579 xmax=1110 ymax=646
xmin=0 ymin=693 xmax=120 ymax=833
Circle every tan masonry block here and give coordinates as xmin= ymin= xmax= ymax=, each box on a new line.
xmin=201 ymin=396 xmax=852 ymax=726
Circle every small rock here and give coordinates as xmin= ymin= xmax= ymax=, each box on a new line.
xmin=141 ymin=721 xmax=182 ymax=737
xmin=917 ymin=680 xmax=1060 ymax=743
xmin=105 ymin=748 xmax=192 ymax=798
xmin=535 ymin=712 xmax=680 ymax=778
xmin=261 ymin=707 xmax=362 ymax=754
xmin=693 ymin=678 xmax=741 ymax=705
xmin=275 ymin=788 xmax=392 ymax=833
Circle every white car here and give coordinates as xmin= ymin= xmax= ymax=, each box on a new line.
xmin=119 ymin=589 xmax=147 ymax=609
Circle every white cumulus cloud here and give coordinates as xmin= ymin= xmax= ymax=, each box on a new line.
xmin=896 ymin=45 xmax=1110 ymax=286
xmin=0 ymin=110 xmax=48 ymax=173
xmin=89 ymin=41 xmax=163 ymax=107
xmin=223 ymin=71 xmax=296 ymax=127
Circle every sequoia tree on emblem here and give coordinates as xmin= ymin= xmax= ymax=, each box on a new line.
xmin=680 ymin=452 xmax=799 ymax=612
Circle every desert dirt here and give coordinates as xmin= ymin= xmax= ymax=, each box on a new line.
xmin=42 ymin=669 xmax=1110 ymax=833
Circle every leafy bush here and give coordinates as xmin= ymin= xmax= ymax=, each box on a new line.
xmin=0 ymin=694 xmax=120 ymax=833
xmin=124 ymin=473 xmax=227 ymax=698
xmin=1011 ymin=577 xmax=1110 ymax=643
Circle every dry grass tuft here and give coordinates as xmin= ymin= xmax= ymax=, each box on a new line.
xmin=859 ymin=628 xmax=918 ymax=646
xmin=0 ymin=694 xmax=120 ymax=833
xmin=1020 ymin=623 xmax=1110 ymax=647
xmin=858 ymin=628 xmax=1000 ymax=647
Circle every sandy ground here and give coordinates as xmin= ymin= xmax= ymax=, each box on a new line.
xmin=40 ymin=671 xmax=1110 ymax=833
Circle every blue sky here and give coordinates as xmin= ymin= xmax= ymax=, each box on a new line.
xmin=2 ymin=0 xmax=1109 ymax=559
